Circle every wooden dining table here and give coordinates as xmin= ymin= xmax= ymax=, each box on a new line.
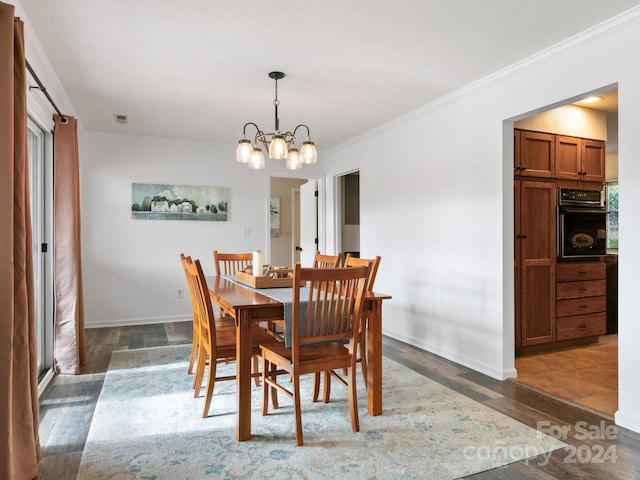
xmin=207 ymin=274 xmax=391 ymax=441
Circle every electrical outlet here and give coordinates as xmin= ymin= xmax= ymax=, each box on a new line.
xmin=177 ymin=289 xmax=184 ymax=299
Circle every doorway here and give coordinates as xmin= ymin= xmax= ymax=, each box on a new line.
xmin=511 ymin=87 xmax=619 ymax=417
xmin=337 ymin=171 xmax=360 ymax=258
xmin=269 ymin=177 xmax=308 ymax=267
xmin=27 ymin=116 xmax=54 ymax=387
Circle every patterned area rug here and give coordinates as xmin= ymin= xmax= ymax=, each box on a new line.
xmin=77 ymin=345 xmax=565 ymax=479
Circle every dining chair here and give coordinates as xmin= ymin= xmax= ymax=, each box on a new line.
xmin=213 ymin=250 xmax=253 ymax=276
xmin=312 ymin=254 xmax=382 ymax=403
xmin=260 ymin=263 xmax=369 ymax=446
xmin=180 ymin=253 xmax=234 ymax=378
xmin=186 ymin=257 xmax=278 ymax=417
xmin=213 ymin=250 xmax=276 ymax=376
xmin=311 ymin=251 xmax=342 ymax=268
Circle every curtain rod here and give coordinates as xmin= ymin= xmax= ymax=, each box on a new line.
xmin=25 ymin=60 xmax=68 ymax=124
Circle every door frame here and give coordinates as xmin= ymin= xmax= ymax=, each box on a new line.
xmin=332 ymin=168 xmax=360 ymax=256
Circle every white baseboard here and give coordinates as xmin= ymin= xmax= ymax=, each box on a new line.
xmin=614 ymin=410 xmax=640 ymax=435
xmin=384 ymin=329 xmax=512 ymax=380
xmin=86 ymin=314 xmax=191 ymax=329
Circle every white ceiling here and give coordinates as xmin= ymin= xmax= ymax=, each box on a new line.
xmin=19 ymin=0 xmax=639 ymax=150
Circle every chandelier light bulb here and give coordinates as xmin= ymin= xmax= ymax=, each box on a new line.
xmin=286 ymin=147 xmax=302 ymax=170
xmin=248 ymin=145 xmax=265 ymax=169
xmin=236 ymin=136 xmax=253 ymax=163
xmin=269 ymin=133 xmax=288 ymax=159
xmin=300 ymin=138 xmax=317 ymax=164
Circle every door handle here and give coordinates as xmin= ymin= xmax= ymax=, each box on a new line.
xmin=295 ymin=246 xmax=303 ymax=252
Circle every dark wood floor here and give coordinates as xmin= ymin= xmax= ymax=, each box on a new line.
xmin=37 ymin=322 xmax=640 ymax=479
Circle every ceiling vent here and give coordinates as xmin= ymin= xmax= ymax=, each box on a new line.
xmin=114 ymin=114 xmax=128 ymax=124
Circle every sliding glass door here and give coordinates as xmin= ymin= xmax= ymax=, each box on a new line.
xmin=27 ymin=117 xmax=52 ymax=378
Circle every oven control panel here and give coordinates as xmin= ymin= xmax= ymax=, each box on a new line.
xmin=558 ymin=188 xmax=603 ymax=207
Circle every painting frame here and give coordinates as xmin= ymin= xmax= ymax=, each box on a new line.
xmin=131 ymin=183 xmax=228 ymax=221
xmin=270 ymin=196 xmax=280 ymax=237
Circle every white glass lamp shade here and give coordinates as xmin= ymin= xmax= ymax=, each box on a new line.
xmin=268 ymin=133 xmax=288 ymax=159
xmin=300 ymin=138 xmax=317 ymax=164
xmin=236 ymin=136 xmax=253 ymax=163
xmin=286 ymin=147 xmax=301 ymax=170
xmin=248 ymin=146 xmax=265 ymax=169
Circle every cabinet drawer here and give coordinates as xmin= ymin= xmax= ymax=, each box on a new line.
xmin=557 ymin=296 xmax=606 ymax=317
xmin=557 ymin=262 xmax=605 ymax=282
xmin=557 ymin=279 xmax=606 ymax=300
xmin=557 ymin=313 xmax=606 ymax=341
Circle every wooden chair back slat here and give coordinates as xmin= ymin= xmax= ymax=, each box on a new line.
xmin=213 ymin=250 xmax=253 ymax=276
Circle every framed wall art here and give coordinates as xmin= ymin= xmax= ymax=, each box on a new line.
xmin=131 ymin=183 xmax=228 ymax=221
xmin=270 ymin=196 xmax=280 ymax=236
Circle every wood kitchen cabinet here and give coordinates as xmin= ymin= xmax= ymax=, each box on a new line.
xmin=515 ymin=180 xmax=556 ymax=347
xmin=555 ymin=135 xmax=605 ymax=183
xmin=556 ymin=262 xmax=606 ymax=341
xmin=515 ymin=131 xmax=555 ymax=178
xmin=515 ymin=129 xmax=605 ymax=183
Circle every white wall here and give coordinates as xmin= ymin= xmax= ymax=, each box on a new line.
xmin=514 ymin=104 xmax=608 ymax=140
xmin=323 ymin=10 xmax=640 ymax=433
xmin=79 ymin=132 xmax=321 ymax=327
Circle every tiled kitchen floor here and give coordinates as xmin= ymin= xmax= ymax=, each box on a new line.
xmin=513 ymin=334 xmax=618 ymax=417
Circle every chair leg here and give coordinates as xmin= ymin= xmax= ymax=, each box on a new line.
xmin=188 ymin=320 xmax=198 ymax=375
xmin=270 ymin=361 xmax=279 ymax=409
xmin=201 ymin=357 xmax=216 ymax=418
xmin=188 ymin=338 xmax=197 ymax=375
xmin=293 ymin=371 xmax=304 ymax=446
xmin=359 ymin=332 xmax=368 ymax=385
xmin=262 ymin=355 xmax=270 ymax=416
xmin=193 ymin=345 xmax=206 ymax=398
xmin=322 ymin=370 xmax=331 ymax=403
xmin=348 ymin=365 xmax=360 ymax=433
xmin=311 ymin=372 xmax=321 ymax=402
xmin=252 ymin=356 xmax=260 ymax=387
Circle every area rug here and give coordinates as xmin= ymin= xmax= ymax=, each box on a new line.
xmin=77 ymin=345 xmax=565 ymax=479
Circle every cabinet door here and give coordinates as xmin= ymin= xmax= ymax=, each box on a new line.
xmin=519 ymin=131 xmax=554 ymax=178
xmin=514 ymin=181 xmax=521 ymax=347
xmin=555 ymin=135 xmax=581 ymax=180
xmin=519 ymin=181 xmax=556 ymax=346
xmin=513 ymin=129 xmax=521 ymax=176
xmin=582 ymin=139 xmax=605 ymax=183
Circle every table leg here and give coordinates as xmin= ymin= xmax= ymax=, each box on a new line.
xmin=366 ymin=299 xmax=383 ymax=416
xmin=236 ymin=309 xmax=252 ymax=441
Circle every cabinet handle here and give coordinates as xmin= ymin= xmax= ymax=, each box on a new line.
xmin=579 ymin=324 xmax=587 ymax=329
xmin=578 ymin=271 xmax=587 ymax=275
xmin=578 ymin=288 xmax=587 ymax=292
xmin=579 ymin=305 xmax=587 ymax=309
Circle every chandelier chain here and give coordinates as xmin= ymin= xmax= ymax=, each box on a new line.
xmin=273 ymin=78 xmax=279 ymax=107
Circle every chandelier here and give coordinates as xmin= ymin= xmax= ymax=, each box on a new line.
xmin=236 ymin=72 xmax=317 ymax=170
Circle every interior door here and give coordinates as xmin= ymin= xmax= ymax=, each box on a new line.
xmin=299 ymin=179 xmax=317 ymax=266
xmin=291 ymin=188 xmax=301 ymax=266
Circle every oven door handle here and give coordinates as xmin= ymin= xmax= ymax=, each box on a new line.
xmin=560 ymin=207 xmax=609 ymax=214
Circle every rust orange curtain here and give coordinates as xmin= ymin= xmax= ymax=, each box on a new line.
xmin=0 ymin=3 xmax=42 ymax=479
xmin=53 ymin=114 xmax=86 ymax=374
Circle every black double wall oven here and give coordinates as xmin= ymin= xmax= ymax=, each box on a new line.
xmin=557 ymin=188 xmax=608 ymax=259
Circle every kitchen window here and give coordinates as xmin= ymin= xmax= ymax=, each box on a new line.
xmin=606 ymin=181 xmax=619 ymax=250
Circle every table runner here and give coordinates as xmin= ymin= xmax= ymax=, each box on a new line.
xmin=221 ymin=275 xmax=308 ymax=347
